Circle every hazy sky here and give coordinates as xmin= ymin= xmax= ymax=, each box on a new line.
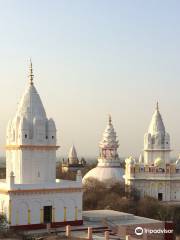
xmin=0 ymin=0 xmax=180 ymax=158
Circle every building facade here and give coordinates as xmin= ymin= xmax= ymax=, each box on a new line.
xmin=0 ymin=62 xmax=83 ymax=229
xmin=125 ymin=103 xmax=180 ymax=202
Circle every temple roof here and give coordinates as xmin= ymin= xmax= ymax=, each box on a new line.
xmin=148 ymin=102 xmax=165 ymax=136
xmin=15 ymin=61 xmax=46 ymax=121
xmin=99 ymin=115 xmax=119 ymax=149
xmin=68 ymin=144 xmax=78 ymax=164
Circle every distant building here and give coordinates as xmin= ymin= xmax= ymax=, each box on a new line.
xmin=0 ymin=61 xmax=83 ymax=229
xmin=83 ymin=115 xmax=124 ymax=183
xmin=61 ymin=145 xmax=85 ymax=173
xmin=125 ymin=103 xmax=180 ymax=202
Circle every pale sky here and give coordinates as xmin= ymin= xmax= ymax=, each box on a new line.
xmin=0 ymin=0 xmax=180 ymax=158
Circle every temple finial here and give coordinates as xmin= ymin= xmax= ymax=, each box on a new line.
xmin=156 ymin=101 xmax=159 ymax=111
xmin=108 ymin=114 xmax=112 ymax=124
xmin=29 ymin=58 xmax=34 ymax=85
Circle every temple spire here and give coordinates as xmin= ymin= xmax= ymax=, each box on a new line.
xmin=148 ymin=102 xmax=165 ymax=135
xmin=156 ymin=101 xmax=159 ymax=111
xmin=29 ymin=59 xmax=34 ymax=85
xmin=108 ymin=114 xmax=112 ymax=124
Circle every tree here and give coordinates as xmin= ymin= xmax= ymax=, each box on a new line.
xmin=0 ymin=214 xmax=8 ymax=231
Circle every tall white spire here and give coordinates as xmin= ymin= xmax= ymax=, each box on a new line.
xmin=148 ymin=102 xmax=165 ymax=135
xmin=15 ymin=61 xmax=46 ymax=121
xmin=83 ymin=115 xmax=124 ymax=183
xmin=143 ymin=102 xmax=171 ymax=165
xmin=99 ymin=115 xmax=119 ymax=149
xmin=68 ymin=144 xmax=78 ymax=164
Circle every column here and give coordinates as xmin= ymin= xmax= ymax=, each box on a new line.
xmin=28 ymin=209 xmax=31 ymax=224
xmin=15 ymin=210 xmax=19 ymax=225
xmin=8 ymin=200 xmax=11 ymax=224
xmin=52 ymin=207 xmax=55 ymax=222
xmin=40 ymin=208 xmax=43 ymax=224
xmin=75 ymin=206 xmax=78 ymax=221
xmin=64 ymin=207 xmax=67 ymax=221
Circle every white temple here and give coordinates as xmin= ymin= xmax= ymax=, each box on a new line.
xmin=125 ymin=103 xmax=180 ymax=202
xmin=0 ymin=61 xmax=83 ymax=229
xmin=61 ymin=145 xmax=85 ymax=173
xmin=83 ymin=115 xmax=124 ymax=183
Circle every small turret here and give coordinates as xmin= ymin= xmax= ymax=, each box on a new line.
xmin=76 ymin=170 xmax=82 ymax=182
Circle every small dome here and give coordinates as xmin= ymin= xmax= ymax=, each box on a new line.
xmin=125 ymin=156 xmax=135 ymax=165
xmin=83 ymin=166 xmax=124 ymax=183
xmin=154 ymin=157 xmax=165 ymax=168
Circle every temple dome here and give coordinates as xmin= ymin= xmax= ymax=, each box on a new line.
xmin=83 ymin=166 xmax=124 ymax=183
xmin=148 ymin=102 xmax=165 ymax=136
xmin=154 ymin=157 xmax=165 ymax=168
xmin=83 ymin=115 xmax=124 ymax=183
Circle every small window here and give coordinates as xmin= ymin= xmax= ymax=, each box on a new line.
xmin=46 ymin=136 xmax=48 ymax=139
xmin=166 ymin=142 xmax=168 ymax=144
xmin=25 ymin=134 xmax=27 ymax=138
xmin=52 ymin=136 xmax=54 ymax=139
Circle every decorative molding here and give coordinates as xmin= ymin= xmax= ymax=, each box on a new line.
xmin=6 ymin=145 xmax=60 ymax=150
xmin=8 ymin=187 xmax=82 ymax=195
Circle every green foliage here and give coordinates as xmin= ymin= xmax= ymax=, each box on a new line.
xmin=0 ymin=214 xmax=8 ymax=231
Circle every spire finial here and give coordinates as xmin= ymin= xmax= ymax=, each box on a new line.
xmin=108 ymin=114 xmax=112 ymax=124
xmin=29 ymin=58 xmax=34 ymax=85
xmin=156 ymin=101 xmax=159 ymax=111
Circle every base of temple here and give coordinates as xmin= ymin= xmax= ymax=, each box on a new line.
xmin=10 ymin=220 xmax=83 ymax=230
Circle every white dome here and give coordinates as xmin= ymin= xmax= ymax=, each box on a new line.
xmin=154 ymin=157 xmax=165 ymax=168
xmin=83 ymin=166 xmax=124 ymax=183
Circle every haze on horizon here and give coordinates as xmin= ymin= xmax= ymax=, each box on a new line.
xmin=0 ymin=0 xmax=180 ymax=159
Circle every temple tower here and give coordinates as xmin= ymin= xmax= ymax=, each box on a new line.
xmin=6 ymin=61 xmax=58 ymax=184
